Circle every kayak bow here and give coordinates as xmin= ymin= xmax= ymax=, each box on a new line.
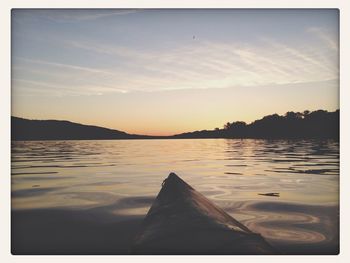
xmin=131 ymin=172 xmax=276 ymax=254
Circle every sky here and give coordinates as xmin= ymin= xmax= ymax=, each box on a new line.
xmin=11 ymin=9 xmax=339 ymax=136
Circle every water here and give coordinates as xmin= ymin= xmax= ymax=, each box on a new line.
xmin=11 ymin=139 xmax=339 ymax=253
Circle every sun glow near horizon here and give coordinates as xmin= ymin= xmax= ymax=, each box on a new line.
xmin=12 ymin=9 xmax=339 ymax=136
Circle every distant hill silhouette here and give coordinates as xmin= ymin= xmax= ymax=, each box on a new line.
xmin=12 ymin=109 xmax=339 ymax=141
xmin=11 ymin=117 xmax=156 ymax=141
xmin=174 ymin=109 xmax=339 ymax=140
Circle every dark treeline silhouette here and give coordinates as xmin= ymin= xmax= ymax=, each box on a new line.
xmin=11 ymin=117 xmax=159 ymax=141
xmin=12 ymin=109 xmax=339 ymax=141
xmin=174 ymin=109 xmax=339 ymax=140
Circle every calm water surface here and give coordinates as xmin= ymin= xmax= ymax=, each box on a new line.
xmin=11 ymin=139 xmax=339 ymax=249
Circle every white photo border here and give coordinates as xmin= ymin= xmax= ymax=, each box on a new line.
xmin=1 ymin=1 xmax=349 ymax=262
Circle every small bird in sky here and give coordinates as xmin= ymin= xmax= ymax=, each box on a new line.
xmin=193 ymin=35 xmax=195 ymax=39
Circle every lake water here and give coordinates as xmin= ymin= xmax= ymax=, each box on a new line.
xmin=11 ymin=139 xmax=339 ymax=254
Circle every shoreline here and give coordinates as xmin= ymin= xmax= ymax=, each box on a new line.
xmin=12 ymin=137 xmax=340 ymax=142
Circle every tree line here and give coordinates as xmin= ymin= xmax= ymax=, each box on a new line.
xmin=175 ymin=109 xmax=339 ymax=139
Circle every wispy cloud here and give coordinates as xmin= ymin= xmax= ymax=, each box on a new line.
xmin=61 ymin=35 xmax=338 ymax=94
xmin=307 ymin=27 xmax=338 ymax=51
xmin=31 ymin=9 xmax=141 ymax=23
xmin=13 ymin=77 xmax=128 ymax=97
xmin=16 ymin=57 xmax=114 ymax=75
xmin=14 ymin=27 xmax=338 ymax=97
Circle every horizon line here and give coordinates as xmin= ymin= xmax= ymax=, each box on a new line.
xmin=11 ymin=108 xmax=340 ymax=137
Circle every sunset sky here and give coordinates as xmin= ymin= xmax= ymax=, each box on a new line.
xmin=12 ymin=9 xmax=339 ymax=136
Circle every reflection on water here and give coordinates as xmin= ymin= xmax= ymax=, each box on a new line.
xmin=11 ymin=139 xmax=339 ymax=249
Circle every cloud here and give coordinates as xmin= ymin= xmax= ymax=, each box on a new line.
xmin=16 ymin=57 xmax=114 ymax=75
xmin=14 ymin=32 xmax=339 ymax=97
xmin=33 ymin=9 xmax=141 ymax=23
xmin=307 ymin=27 xmax=338 ymax=51
xmin=13 ymin=78 xmax=128 ymax=97
xmin=260 ymin=38 xmax=336 ymax=74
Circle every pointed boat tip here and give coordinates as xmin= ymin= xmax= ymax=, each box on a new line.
xmin=162 ymin=172 xmax=182 ymax=186
xmin=168 ymin=172 xmax=180 ymax=179
xmin=162 ymin=172 xmax=193 ymax=190
xmin=166 ymin=172 xmax=187 ymax=184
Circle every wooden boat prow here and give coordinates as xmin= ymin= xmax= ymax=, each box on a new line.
xmin=131 ymin=173 xmax=276 ymax=254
